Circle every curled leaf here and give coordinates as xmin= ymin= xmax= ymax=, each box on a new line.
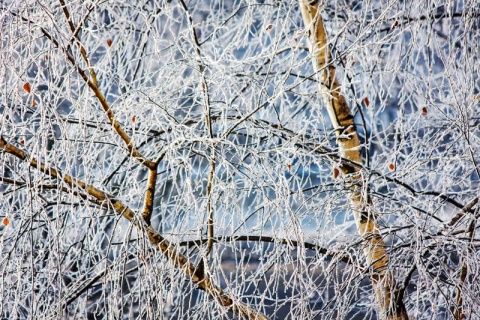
xmin=363 ymin=97 xmax=370 ymax=107
xmin=31 ymin=99 xmax=37 ymax=107
xmin=2 ymin=217 xmax=9 ymax=226
xmin=106 ymin=38 xmax=113 ymax=47
xmin=333 ymin=168 xmax=340 ymax=179
xmin=422 ymin=107 xmax=428 ymax=116
xmin=265 ymin=24 xmax=273 ymax=31
xmin=388 ymin=163 xmax=395 ymax=171
xmin=23 ymin=82 xmax=31 ymax=93
xmin=132 ymin=115 xmax=136 ymax=123
xmin=287 ymin=164 xmax=292 ymax=172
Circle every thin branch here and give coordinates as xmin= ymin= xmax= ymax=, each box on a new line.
xmin=179 ymin=0 xmax=213 ymax=139
xmin=58 ymin=0 xmax=98 ymax=85
xmin=205 ymin=148 xmax=216 ymax=256
xmin=441 ymin=197 xmax=478 ymax=232
xmin=0 ymin=175 xmax=104 ymax=206
xmin=65 ymin=263 xmax=138 ymax=307
xmin=179 ymin=0 xmax=216 ymax=261
xmin=179 ymin=235 xmax=358 ymax=266
xmin=454 ymin=218 xmax=477 ymax=320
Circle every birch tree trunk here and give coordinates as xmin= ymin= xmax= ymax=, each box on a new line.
xmin=298 ymin=2 xmax=408 ymax=319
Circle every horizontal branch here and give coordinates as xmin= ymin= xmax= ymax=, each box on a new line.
xmin=179 ymin=235 xmax=357 ymax=266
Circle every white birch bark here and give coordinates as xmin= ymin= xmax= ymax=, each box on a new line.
xmin=298 ymin=2 xmax=408 ymax=319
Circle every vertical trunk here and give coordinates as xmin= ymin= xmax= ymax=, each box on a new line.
xmin=298 ymin=2 xmax=408 ymax=319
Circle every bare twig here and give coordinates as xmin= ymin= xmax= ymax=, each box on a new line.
xmin=179 ymin=235 xmax=358 ymax=266
xmin=179 ymin=0 xmax=217 ymax=264
xmin=454 ymin=218 xmax=477 ymax=320
xmin=205 ymin=148 xmax=216 ymax=256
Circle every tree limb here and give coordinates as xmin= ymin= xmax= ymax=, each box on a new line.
xmin=0 ymin=136 xmax=270 ymax=320
xmin=298 ymin=2 xmax=408 ymax=318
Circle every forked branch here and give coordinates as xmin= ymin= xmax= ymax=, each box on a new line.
xmin=54 ymin=3 xmax=155 ymax=169
xmin=0 ymin=136 xmax=270 ymax=320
